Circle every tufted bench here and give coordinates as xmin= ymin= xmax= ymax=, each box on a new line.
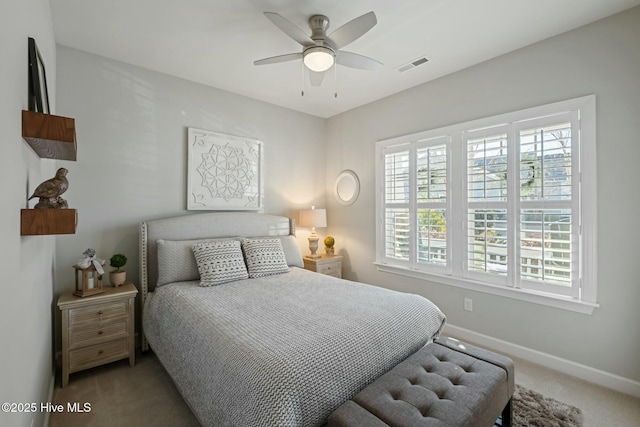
xmin=328 ymin=337 xmax=514 ymax=427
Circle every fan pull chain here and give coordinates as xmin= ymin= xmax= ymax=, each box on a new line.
xmin=301 ymin=61 xmax=305 ymax=96
xmin=334 ymin=64 xmax=338 ymax=98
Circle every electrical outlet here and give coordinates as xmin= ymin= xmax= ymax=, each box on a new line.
xmin=464 ymin=298 xmax=473 ymax=311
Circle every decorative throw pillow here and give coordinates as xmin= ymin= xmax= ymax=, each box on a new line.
xmin=241 ymin=238 xmax=290 ymax=278
xmin=157 ymin=237 xmax=238 ymax=286
xmin=247 ymin=235 xmax=304 ymax=267
xmin=192 ymin=240 xmax=248 ymax=287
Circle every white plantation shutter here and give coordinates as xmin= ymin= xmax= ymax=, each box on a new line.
xmin=515 ymin=114 xmax=578 ymax=297
xmin=376 ymin=96 xmax=596 ymax=310
xmin=380 ymin=138 xmax=449 ymax=270
xmin=385 ymin=208 xmax=410 ymax=262
xmin=466 ymin=131 xmax=508 ymax=203
xmin=461 ymin=114 xmax=580 ymax=294
xmin=416 ymin=143 xmax=447 ymax=269
xmin=466 ymin=209 xmax=508 ymax=276
xmin=464 ymin=128 xmax=509 ymax=283
xmin=383 ymin=148 xmax=411 ymax=265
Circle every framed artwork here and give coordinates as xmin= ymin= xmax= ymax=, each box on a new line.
xmin=187 ymin=128 xmax=263 ymax=210
xmin=28 ymin=37 xmax=50 ymax=114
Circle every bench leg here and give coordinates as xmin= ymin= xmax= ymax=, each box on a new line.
xmin=501 ymin=398 xmax=513 ymax=427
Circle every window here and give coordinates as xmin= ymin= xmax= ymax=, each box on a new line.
xmin=375 ymin=96 xmax=597 ymax=313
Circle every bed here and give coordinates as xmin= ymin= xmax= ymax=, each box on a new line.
xmin=140 ymin=212 xmax=446 ymax=427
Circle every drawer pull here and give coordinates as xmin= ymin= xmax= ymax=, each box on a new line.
xmin=98 ymin=330 xmax=103 ymax=335
xmin=98 ymin=310 xmax=103 ymax=315
xmin=98 ymin=350 xmax=104 ymax=355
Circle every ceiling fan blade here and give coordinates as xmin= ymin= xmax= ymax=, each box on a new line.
xmin=254 ymin=52 xmax=302 ymax=66
xmin=264 ymin=12 xmax=314 ymax=46
xmin=336 ymin=51 xmax=383 ymax=70
xmin=309 ymin=70 xmax=325 ymax=86
xmin=328 ymin=11 xmax=377 ymax=49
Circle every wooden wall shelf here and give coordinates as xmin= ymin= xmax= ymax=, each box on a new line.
xmin=22 ymin=110 xmax=77 ymax=161
xmin=21 ymin=209 xmax=77 ymax=235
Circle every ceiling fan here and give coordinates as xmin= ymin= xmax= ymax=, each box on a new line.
xmin=254 ymin=11 xmax=383 ymax=86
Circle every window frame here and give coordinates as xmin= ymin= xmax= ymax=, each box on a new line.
xmin=375 ymin=95 xmax=598 ymax=314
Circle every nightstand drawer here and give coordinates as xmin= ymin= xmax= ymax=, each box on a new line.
xmin=304 ymin=255 xmax=343 ymax=278
xmin=58 ymin=283 xmax=137 ymax=387
xmin=317 ymin=263 xmax=340 ymax=276
xmin=68 ymin=300 xmax=128 ymax=326
xmin=69 ymin=337 xmax=129 ymax=373
xmin=69 ymin=319 xmax=129 ymax=350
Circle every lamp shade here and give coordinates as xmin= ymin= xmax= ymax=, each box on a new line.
xmin=299 ymin=208 xmax=327 ymax=228
xmin=303 ymin=46 xmax=335 ymax=72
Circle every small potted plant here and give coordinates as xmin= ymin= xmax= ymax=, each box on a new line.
xmin=109 ymin=253 xmax=127 ymax=287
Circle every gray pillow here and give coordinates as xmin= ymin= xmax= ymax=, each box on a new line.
xmin=192 ymin=240 xmax=249 ymax=287
xmin=157 ymin=237 xmax=238 ymax=286
xmin=241 ymin=238 xmax=290 ymax=278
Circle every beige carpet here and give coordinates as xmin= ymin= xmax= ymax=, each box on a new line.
xmin=50 ymin=350 xmax=639 ymax=427
xmin=50 ymin=352 xmax=199 ymax=427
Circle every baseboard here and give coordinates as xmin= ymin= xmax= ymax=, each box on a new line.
xmin=443 ymin=323 xmax=640 ymax=399
xmin=42 ymin=372 xmax=55 ymax=427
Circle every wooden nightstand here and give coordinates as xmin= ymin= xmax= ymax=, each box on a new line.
xmin=303 ymin=255 xmax=343 ymax=278
xmin=58 ymin=282 xmax=137 ymax=387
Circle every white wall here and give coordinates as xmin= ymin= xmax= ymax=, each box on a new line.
xmin=53 ymin=46 xmax=327 ymax=343
xmin=0 ymin=1 xmax=58 ymax=427
xmin=326 ymin=7 xmax=640 ymax=384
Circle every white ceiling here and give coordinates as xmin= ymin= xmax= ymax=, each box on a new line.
xmin=51 ymin=0 xmax=640 ymax=118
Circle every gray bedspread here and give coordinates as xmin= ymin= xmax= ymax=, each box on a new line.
xmin=143 ymin=267 xmax=446 ymax=427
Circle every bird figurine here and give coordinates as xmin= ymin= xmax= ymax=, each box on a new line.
xmin=28 ymin=167 xmax=69 ymax=209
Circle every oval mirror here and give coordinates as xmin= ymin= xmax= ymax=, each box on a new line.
xmin=335 ymin=170 xmax=360 ymax=206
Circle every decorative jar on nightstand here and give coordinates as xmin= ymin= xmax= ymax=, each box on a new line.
xmin=303 ymin=254 xmax=343 ymax=278
xmin=57 ymin=282 xmax=137 ymax=387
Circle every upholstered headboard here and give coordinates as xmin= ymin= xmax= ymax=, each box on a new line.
xmin=140 ymin=212 xmax=294 ymax=295
xmin=139 ymin=212 xmax=295 ymax=350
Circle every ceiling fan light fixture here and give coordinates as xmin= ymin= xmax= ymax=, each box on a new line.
xmin=303 ymin=46 xmax=335 ymax=72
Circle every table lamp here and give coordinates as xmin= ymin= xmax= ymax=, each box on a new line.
xmin=299 ymin=206 xmax=327 ymax=258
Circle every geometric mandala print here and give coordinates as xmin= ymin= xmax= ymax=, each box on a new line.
xmin=241 ymin=238 xmax=290 ymax=278
xmin=188 ymin=128 xmax=263 ymax=211
xmin=192 ymin=240 xmax=248 ymax=286
xmin=197 ymin=143 xmax=254 ymax=202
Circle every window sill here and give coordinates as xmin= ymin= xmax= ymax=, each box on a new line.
xmin=373 ymin=262 xmax=599 ymax=315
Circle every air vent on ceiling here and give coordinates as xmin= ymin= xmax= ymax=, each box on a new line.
xmin=396 ymin=56 xmax=430 ymax=73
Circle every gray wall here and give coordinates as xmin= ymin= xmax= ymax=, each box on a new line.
xmin=53 ymin=46 xmax=327 ymax=341
xmin=326 ymin=7 xmax=640 ymax=382
xmin=0 ymin=1 xmax=58 ymax=427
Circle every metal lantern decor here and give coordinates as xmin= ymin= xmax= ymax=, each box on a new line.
xmin=73 ymin=248 xmax=106 ymax=297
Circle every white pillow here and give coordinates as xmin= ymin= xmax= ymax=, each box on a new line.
xmin=241 ymin=238 xmax=290 ymax=278
xmin=157 ymin=238 xmax=238 ymax=286
xmin=192 ymin=240 xmax=248 ymax=287
xmin=278 ymin=235 xmax=304 ymax=268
